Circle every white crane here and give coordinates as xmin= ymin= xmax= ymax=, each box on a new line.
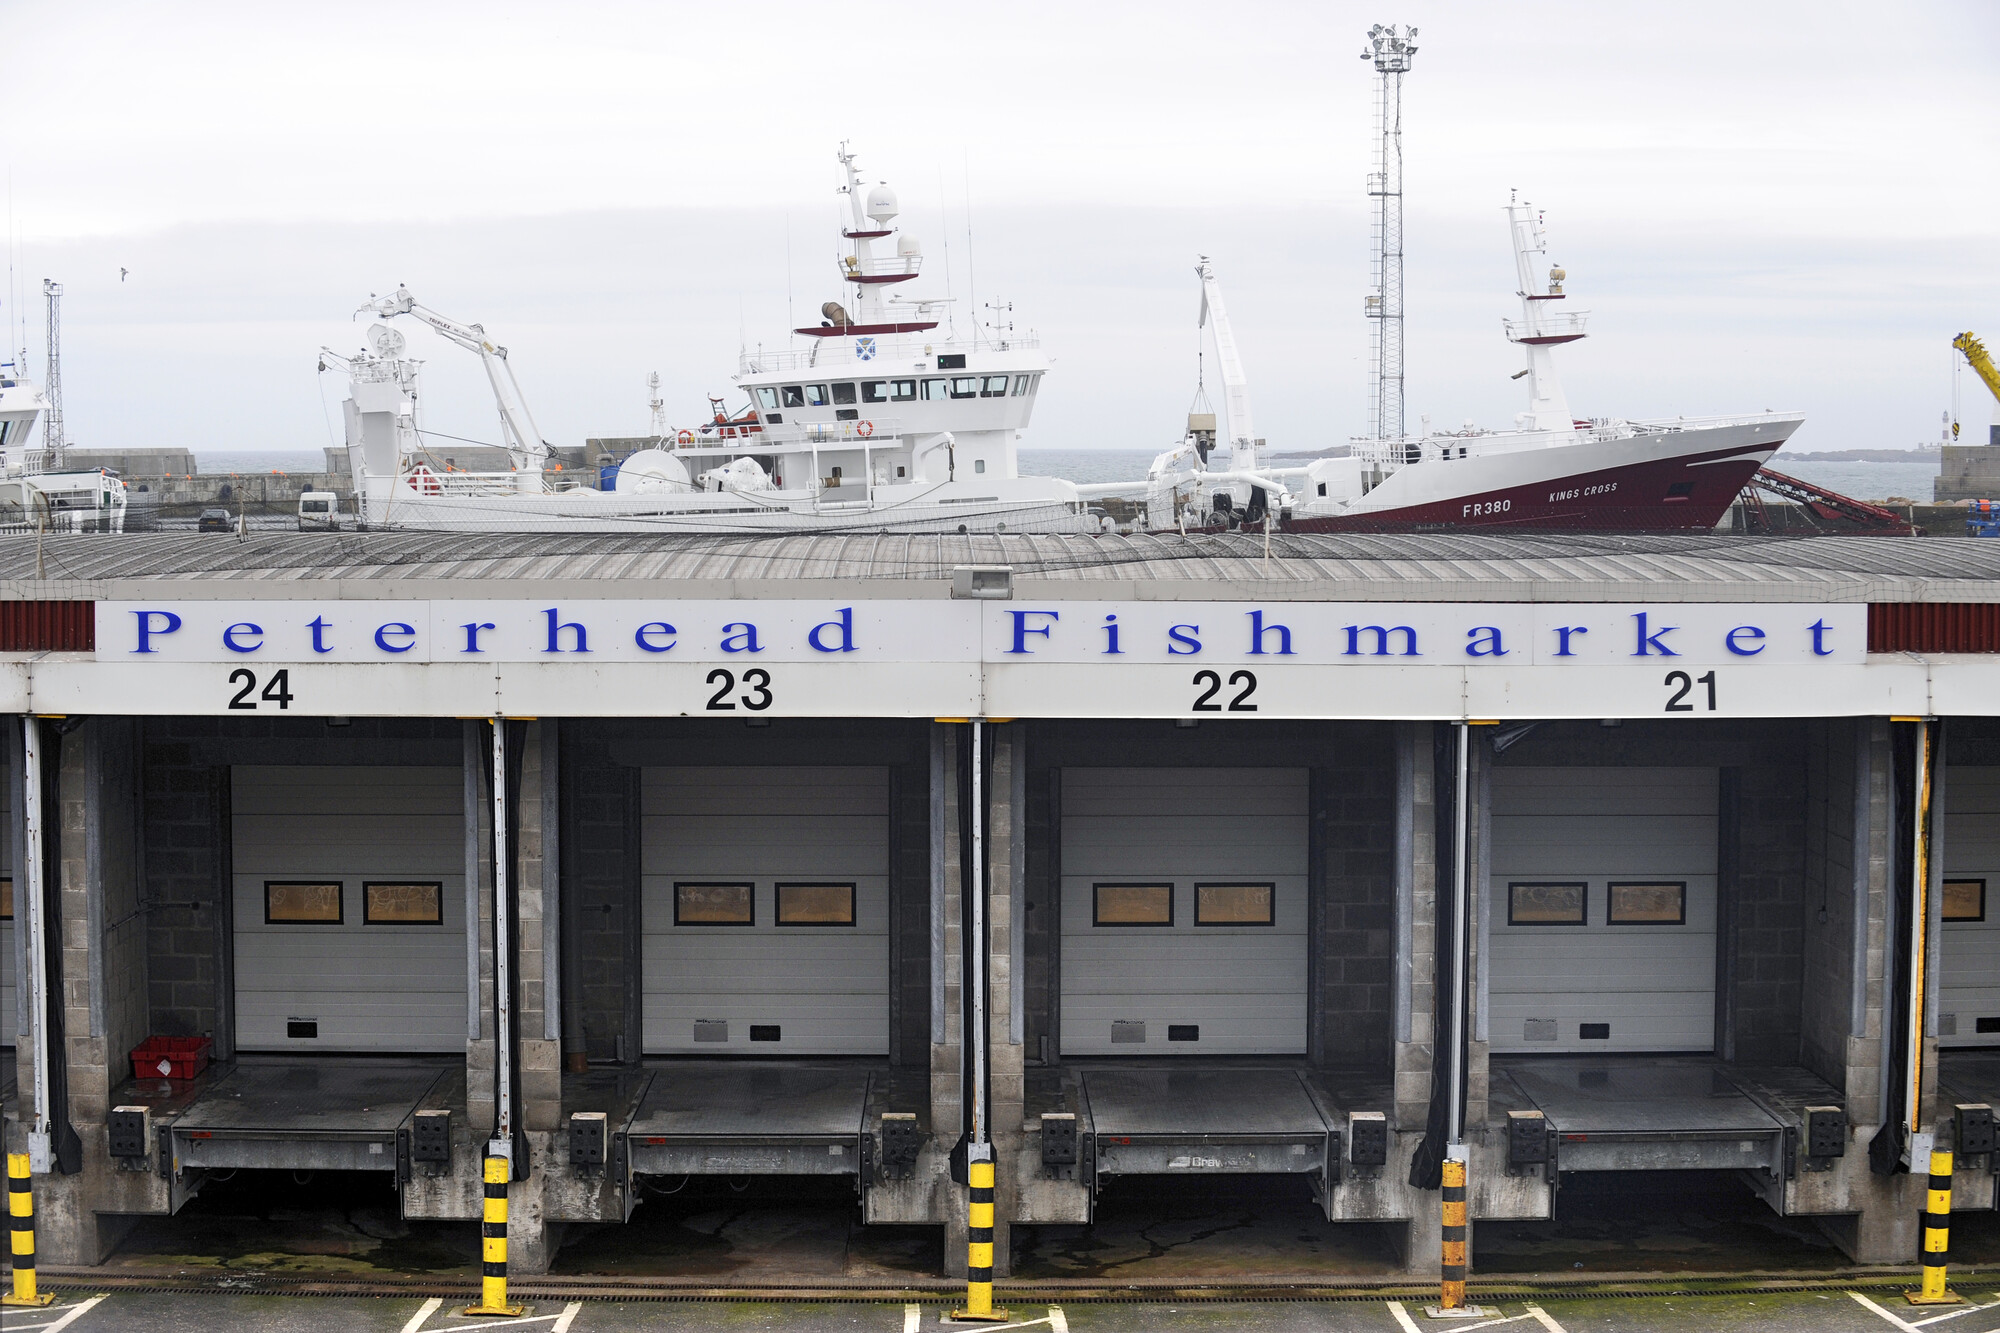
xmin=359 ymin=286 xmax=551 ymax=488
xmin=1196 ymin=256 xmax=1258 ymax=476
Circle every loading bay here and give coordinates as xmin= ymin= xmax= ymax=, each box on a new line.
xmin=4 ymin=529 xmax=2000 ymax=1328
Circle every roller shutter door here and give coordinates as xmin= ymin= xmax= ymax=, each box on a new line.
xmin=1490 ymin=767 xmax=1718 ymax=1054
xmin=1 ymin=777 xmax=12 ymax=1045
xmin=1942 ymin=767 xmax=2000 ymax=1048
xmin=232 ymin=766 xmax=465 ymax=1053
xmin=641 ymin=767 xmax=889 ymax=1055
xmin=1060 ymin=767 xmax=1308 ymax=1056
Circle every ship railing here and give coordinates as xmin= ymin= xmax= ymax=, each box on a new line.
xmin=738 ymin=334 xmax=1041 ymax=375
xmin=1349 ymin=410 xmax=1800 ymax=471
xmin=843 ymin=254 xmax=922 ymax=280
xmin=1503 ymin=310 xmax=1590 ymax=342
xmin=394 ymin=469 xmax=595 ymax=496
xmin=674 ymin=418 xmax=908 ymax=450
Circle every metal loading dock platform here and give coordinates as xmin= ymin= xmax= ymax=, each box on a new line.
xmin=109 ymin=1056 xmax=461 ymax=1185
xmin=1032 ymin=1063 xmax=1397 ymax=1215
xmin=621 ymin=1060 xmax=876 ymax=1179
xmin=1939 ymin=1049 xmax=2000 ymax=1210
xmin=1491 ymin=1055 xmax=1838 ymax=1185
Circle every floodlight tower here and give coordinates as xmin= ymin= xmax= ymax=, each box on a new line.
xmin=41 ymin=279 xmax=64 ymax=466
xmin=1362 ymin=24 xmax=1417 ymax=441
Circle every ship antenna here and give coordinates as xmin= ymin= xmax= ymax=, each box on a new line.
xmin=938 ymin=168 xmax=956 ymax=339
xmin=1363 ymin=23 xmax=1417 ymax=442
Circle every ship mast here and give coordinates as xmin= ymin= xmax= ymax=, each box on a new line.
xmin=1363 ymin=24 xmax=1416 ymax=442
xmin=1503 ymin=197 xmax=1589 ymax=434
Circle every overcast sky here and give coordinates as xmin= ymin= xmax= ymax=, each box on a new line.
xmin=4 ymin=0 xmax=1996 ymax=460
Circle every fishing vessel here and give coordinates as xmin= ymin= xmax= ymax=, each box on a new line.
xmin=321 ymin=148 xmax=1097 ymax=534
xmin=0 ymin=361 xmax=129 ymax=532
xmin=1087 ymin=200 xmax=1803 ymax=534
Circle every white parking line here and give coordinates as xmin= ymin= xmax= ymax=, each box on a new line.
xmin=6 ymin=1295 xmax=109 ymax=1333
xmin=1908 ymin=1297 xmax=2000 ymax=1327
xmin=401 ymin=1297 xmax=446 ymax=1333
xmin=1849 ymin=1292 xmax=1923 ymax=1331
xmin=1385 ymin=1304 xmax=1557 ymax=1333
xmin=1048 ymin=1307 xmax=1068 ymax=1333
xmin=549 ymin=1304 xmax=583 ymax=1333
xmin=427 ymin=1305 xmax=581 ymax=1332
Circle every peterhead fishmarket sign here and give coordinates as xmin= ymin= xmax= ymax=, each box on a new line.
xmin=16 ymin=597 xmax=1939 ymax=721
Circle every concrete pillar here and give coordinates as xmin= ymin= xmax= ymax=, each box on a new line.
xmin=17 ymin=720 xmax=153 ymax=1265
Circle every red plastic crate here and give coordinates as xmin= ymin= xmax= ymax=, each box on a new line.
xmin=130 ymin=1035 xmax=212 ymax=1081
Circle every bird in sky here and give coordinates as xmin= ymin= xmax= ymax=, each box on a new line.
xmin=120 ymin=267 xmax=128 ymax=281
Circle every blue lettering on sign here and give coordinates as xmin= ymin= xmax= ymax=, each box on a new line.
xmin=543 ymin=608 xmax=590 ymax=653
xmin=132 ymin=609 xmax=183 ymax=653
xmin=1554 ymin=626 xmax=1587 ymax=657
xmin=1465 ymin=626 xmax=1507 ymax=657
xmin=1632 ymin=612 xmax=1678 ymax=657
xmin=222 ymin=622 xmax=264 ymax=654
xmin=719 ymin=622 xmax=764 ymax=654
xmin=1101 ymin=614 xmax=1121 ymax=655
xmin=807 ymin=608 xmax=856 ymax=653
xmin=1246 ymin=610 xmax=1295 ymax=656
xmin=1809 ymin=619 xmax=1834 ymax=657
xmin=1343 ymin=625 xmax=1419 ymax=657
xmin=375 ymin=623 xmax=417 ymax=654
xmin=1167 ymin=625 xmax=1202 ymax=655
xmin=461 ymin=622 xmax=495 ymax=653
xmin=634 ymin=622 xmax=677 ymax=653
xmin=1004 ymin=610 xmax=1059 ymax=654
xmin=308 ymin=616 xmax=334 ymax=654
xmin=1725 ymin=626 xmax=1766 ymax=656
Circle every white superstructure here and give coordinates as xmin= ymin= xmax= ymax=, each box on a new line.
xmin=0 ymin=359 xmax=128 ymax=533
xmin=320 ymin=147 xmax=1096 ymax=534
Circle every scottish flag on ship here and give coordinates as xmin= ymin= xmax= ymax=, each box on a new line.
xmin=855 ymin=336 xmax=876 ymax=360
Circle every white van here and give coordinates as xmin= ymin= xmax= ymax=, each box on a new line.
xmin=297 ymin=491 xmax=341 ymax=531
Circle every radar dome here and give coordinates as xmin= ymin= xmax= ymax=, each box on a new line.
xmin=896 ymin=234 xmax=922 ymax=257
xmin=865 ymin=184 xmax=899 ymax=223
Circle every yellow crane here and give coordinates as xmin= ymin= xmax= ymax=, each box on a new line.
xmin=1955 ymin=331 xmax=2000 ymax=409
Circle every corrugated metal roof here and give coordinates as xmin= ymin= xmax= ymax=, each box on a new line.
xmin=4 ymin=531 xmax=2000 ymax=601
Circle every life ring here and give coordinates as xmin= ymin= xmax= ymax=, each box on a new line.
xmin=857 ymin=420 xmax=874 ymax=438
xmin=676 ymin=429 xmax=694 ymax=445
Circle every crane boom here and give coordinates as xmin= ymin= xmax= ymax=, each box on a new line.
xmin=1955 ymin=332 xmax=2000 ymax=409
xmin=1195 ymin=257 xmax=1257 ymax=473
xmin=360 ymin=286 xmax=551 ymax=472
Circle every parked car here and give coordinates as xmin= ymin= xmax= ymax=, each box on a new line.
xmin=197 ymin=507 xmax=233 ymax=533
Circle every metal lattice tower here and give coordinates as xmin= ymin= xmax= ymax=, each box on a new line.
xmin=1363 ymin=24 xmax=1416 ymax=441
xmin=41 ymin=278 xmax=64 ymax=465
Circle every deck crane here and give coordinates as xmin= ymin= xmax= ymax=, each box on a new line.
xmin=1197 ymin=256 xmax=1258 ymax=477
xmin=359 ymin=286 xmax=552 ymax=492
xmin=1955 ymin=332 xmax=2000 ymax=435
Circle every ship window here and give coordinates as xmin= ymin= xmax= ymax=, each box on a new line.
xmin=950 ymin=377 xmax=978 ymax=399
xmin=781 ymin=386 xmax=805 ymax=408
xmin=832 ymin=382 xmax=857 ymax=405
xmin=892 ymin=379 xmax=917 ymax=401
xmin=923 ymin=379 xmax=950 ymax=401
xmin=862 ymin=381 xmax=890 ymax=404
xmin=981 ymin=375 xmax=1009 ymax=397
xmin=804 ymin=384 xmax=830 ymax=407
xmin=756 ymin=387 xmax=780 ymax=410
xmin=1011 ymin=374 xmax=1034 ymax=397
xmin=974 ymin=459 xmax=986 ymax=474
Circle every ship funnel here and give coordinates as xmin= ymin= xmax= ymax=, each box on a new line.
xmin=866 ymin=184 xmax=899 ymax=223
xmin=821 ymin=301 xmax=852 ymax=327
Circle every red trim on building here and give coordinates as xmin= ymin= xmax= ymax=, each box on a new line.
xmin=1868 ymin=603 xmax=2000 ymax=653
xmin=790 ymin=321 xmax=939 ymax=338
xmin=0 ymin=600 xmax=95 ymax=651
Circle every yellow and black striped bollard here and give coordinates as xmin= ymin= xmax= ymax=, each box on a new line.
xmin=1906 ymin=1147 xmax=1963 ymax=1306
xmin=464 ymin=1155 xmax=525 ymax=1316
xmin=1439 ymin=1157 xmax=1469 ymax=1311
xmin=951 ymin=1150 xmax=1008 ymax=1323
xmin=4 ymin=1153 xmax=53 ymax=1308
